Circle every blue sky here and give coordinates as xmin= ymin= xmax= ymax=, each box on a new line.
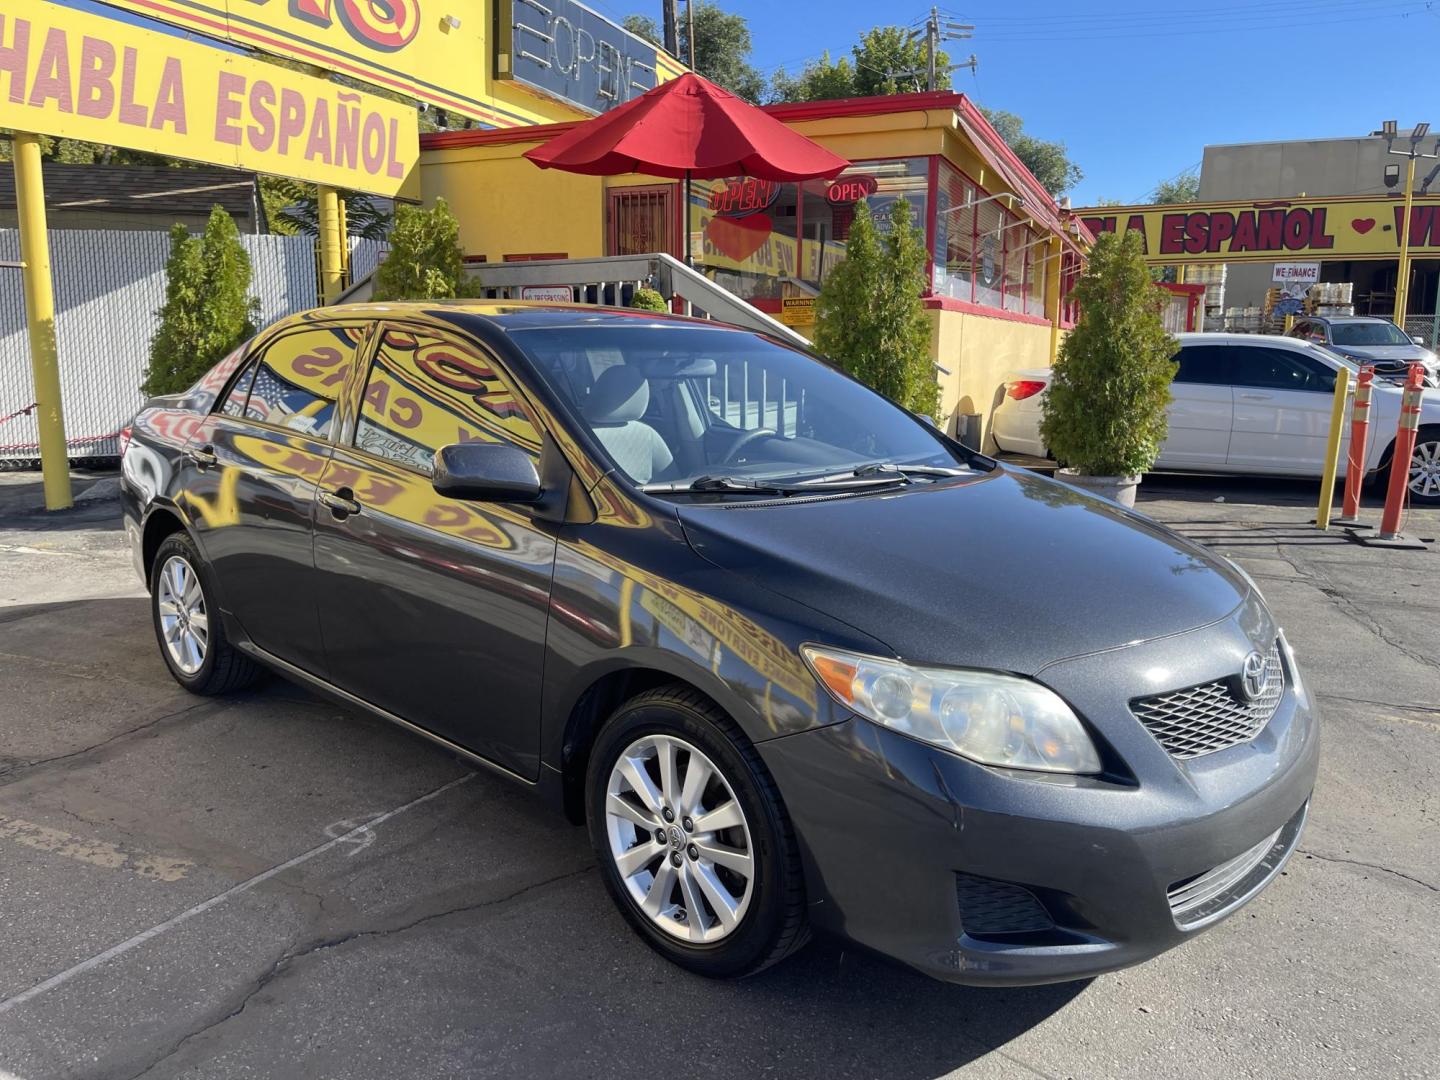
xmin=604 ymin=0 xmax=1440 ymax=206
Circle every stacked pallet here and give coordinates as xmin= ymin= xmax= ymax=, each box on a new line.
xmin=1306 ymin=282 xmax=1354 ymax=316
xmin=1183 ymin=263 xmax=1227 ymax=321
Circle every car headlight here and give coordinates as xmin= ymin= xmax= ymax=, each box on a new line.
xmin=800 ymin=646 xmax=1103 ymax=774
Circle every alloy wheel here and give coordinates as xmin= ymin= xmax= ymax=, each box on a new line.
xmin=156 ymin=555 xmax=209 ymax=675
xmin=1409 ymin=439 xmax=1440 ymax=499
xmin=604 ymin=733 xmax=755 ymax=944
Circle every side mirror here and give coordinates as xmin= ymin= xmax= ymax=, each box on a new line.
xmin=432 ymin=442 xmax=543 ymax=503
xmin=1412 ymin=335 xmax=1426 ymax=346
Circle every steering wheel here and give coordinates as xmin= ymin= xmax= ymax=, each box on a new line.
xmin=719 ymin=428 xmax=777 ymax=465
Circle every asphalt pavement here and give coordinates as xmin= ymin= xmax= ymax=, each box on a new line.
xmin=0 ymin=468 xmax=1436 ymax=1080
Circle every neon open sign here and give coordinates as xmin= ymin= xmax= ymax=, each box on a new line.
xmin=709 ymin=178 xmax=781 ymax=217
xmin=826 ymin=176 xmax=878 ymax=204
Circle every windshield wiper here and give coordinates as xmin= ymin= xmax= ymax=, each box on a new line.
xmin=639 ymin=475 xmax=800 ymax=495
xmin=793 ymin=461 xmax=971 ymax=486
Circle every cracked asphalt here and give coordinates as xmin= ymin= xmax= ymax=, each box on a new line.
xmin=0 ymin=469 xmax=1437 ymax=1080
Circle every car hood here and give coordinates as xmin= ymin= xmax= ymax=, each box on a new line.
xmin=676 ymin=467 xmax=1250 ymax=675
xmin=1330 ymin=343 xmax=1435 ymax=365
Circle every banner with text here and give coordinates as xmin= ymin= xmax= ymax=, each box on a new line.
xmin=1077 ymin=195 xmax=1440 ymax=263
xmin=0 ymin=0 xmax=418 ymax=195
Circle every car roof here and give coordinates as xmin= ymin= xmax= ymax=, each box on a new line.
xmin=276 ymin=300 xmax=748 ymax=335
xmin=1176 ymin=332 xmax=1316 ymax=347
xmin=1307 ymin=315 xmax=1387 ymax=325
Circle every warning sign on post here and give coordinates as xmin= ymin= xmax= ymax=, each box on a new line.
xmin=780 ymin=297 xmax=816 ymax=327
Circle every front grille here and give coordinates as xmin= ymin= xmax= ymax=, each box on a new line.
xmin=1131 ymin=643 xmax=1284 ymax=759
xmin=955 ymin=873 xmax=1054 ymax=935
xmin=1167 ymin=801 xmax=1308 ymax=929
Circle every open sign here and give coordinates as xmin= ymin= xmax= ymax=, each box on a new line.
xmin=826 ymin=176 xmax=878 ymax=204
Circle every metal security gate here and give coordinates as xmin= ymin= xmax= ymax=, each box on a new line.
xmin=608 ymin=186 xmax=677 ymax=259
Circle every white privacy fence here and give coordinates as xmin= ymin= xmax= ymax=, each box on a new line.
xmin=0 ymin=229 xmax=387 ymax=460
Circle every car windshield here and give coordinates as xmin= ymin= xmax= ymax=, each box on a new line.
xmin=1330 ymin=321 xmax=1411 ymax=346
xmin=507 ymin=323 xmax=966 ymax=490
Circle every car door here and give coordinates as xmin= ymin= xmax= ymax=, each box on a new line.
xmin=1155 ymin=344 xmax=1235 ymax=468
xmin=310 ymin=322 xmax=558 ymax=779
xmin=184 ymin=321 xmax=367 ymax=675
xmin=1226 ymin=343 xmax=1344 ymax=474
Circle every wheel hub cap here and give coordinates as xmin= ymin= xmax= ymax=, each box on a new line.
xmin=1411 ymin=441 xmax=1440 ymax=498
xmin=156 ymin=555 xmax=208 ymax=675
xmin=604 ymin=733 xmax=754 ymax=944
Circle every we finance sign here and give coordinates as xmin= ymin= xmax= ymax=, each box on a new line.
xmin=0 ymin=0 xmax=417 ymax=195
xmin=1078 ymin=195 xmax=1440 ymax=263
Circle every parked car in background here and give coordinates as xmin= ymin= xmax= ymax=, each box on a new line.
xmin=991 ymin=332 xmax=1440 ymax=504
xmin=121 ymin=303 xmax=1316 ymax=987
xmin=1287 ymin=315 xmax=1439 ymax=387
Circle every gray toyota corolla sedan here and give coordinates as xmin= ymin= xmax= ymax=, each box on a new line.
xmin=120 ymin=302 xmax=1318 ymax=986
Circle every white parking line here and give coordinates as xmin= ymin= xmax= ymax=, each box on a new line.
xmin=0 ymin=773 xmax=475 ymax=1017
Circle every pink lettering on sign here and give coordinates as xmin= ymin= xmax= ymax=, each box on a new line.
xmin=28 ymin=27 xmax=71 ymax=111
xmin=117 ymin=45 xmax=146 ymax=126
xmin=214 ymin=70 xmax=244 ymax=144
xmin=76 ymin=36 xmax=115 ymax=120
xmin=0 ymin=16 xmax=31 ymax=105
xmin=151 ymin=57 xmax=185 ymax=132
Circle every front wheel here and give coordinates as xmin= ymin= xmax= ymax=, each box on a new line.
xmin=586 ymin=686 xmax=809 ymax=978
xmin=150 ymin=532 xmax=261 ymax=695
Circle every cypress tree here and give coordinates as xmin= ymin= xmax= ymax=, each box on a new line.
xmin=372 ymin=198 xmax=478 ymax=301
xmin=143 ymin=206 xmax=259 ymax=396
xmin=814 ymin=197 xmax=937 ymax=417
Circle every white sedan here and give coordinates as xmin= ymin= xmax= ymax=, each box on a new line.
xmin=989 ymin=332 xmax=1440 ymax=504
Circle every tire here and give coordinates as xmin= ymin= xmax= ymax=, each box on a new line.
xmin=1402 ymin=425 xmax=1440 ymax=505
xmin=150 ymin=532 xmax=261 ymax=695
xmin=585 ymin=685 xmax=809 ymax=978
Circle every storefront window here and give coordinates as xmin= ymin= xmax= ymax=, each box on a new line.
xmin=1003 ymin=216 xmax=1027 ymax=314
xmin=933 ymin=162 xmax=975 ymax=301
xmin=1027 ymin=241 xmax=1048 ymax=319
xmin=691 ymin=176 xmax=800 ymax=301
xmin=797 ymin=158 xmax=929 ymax=290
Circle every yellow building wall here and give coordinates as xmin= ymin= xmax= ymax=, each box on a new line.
xmin=931 ymin=308 xmax=1055 ymax=450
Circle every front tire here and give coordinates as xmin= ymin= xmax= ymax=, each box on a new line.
xmin=150 ymin=532 xmax=261 ymax=695
xmin=586 ymin=685 xmax=809 ymax=978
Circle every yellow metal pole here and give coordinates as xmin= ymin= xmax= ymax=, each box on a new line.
xmin=1394 ymin=155 xmax=1418 ymax=325
xmin=337 ymin=196 xmax=349 ymax=285
xmin=1316 ymin=367 xmax=1351 ymax=531
xmin=13 ymin=133 xmax=71 ymax=511
xmin=316 ymin=184 xmax=344 ymax=304
xmin=1284 ymin=313 xmax=1295 ymax=334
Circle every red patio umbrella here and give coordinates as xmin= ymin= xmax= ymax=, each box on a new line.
xmin=525 ymin=72 xmax=849 ymax=264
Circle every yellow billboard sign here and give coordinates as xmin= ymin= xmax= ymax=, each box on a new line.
xmin=1077 ymin=195 xmax=1440 ymax=263
xmin=99 ymin=0 xmax=492 ymax=122
xmin=0 ymin=0 xmax=418 ymax=195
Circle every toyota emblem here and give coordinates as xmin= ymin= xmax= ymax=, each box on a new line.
xmin=1240 ymin=651 xmax=1267 ymax=702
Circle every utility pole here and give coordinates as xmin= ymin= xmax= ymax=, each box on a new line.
xmin=1381 ymin=119 xmax=1437 ymax=327
xmin=918 ymin=10 xmax=974 ymax=92
xmin=686 ymin=0 xmax=696 ymax=68
xmin=926 ymin=7 xmax=938 ymax=92
xmin=663 ymin=0 xmax=678 ymax=58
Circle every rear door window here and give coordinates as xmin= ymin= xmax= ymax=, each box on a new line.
xmin=1173 ymin=345 xmax=1231 ymax=384
xmin=237 ymin=326 xmax=362 ymax=438
xmin=353 ymin=326 xmax=543 ymax=475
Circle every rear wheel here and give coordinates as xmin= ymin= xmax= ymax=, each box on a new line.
xmin=1406 ymin=426 xmax=1440 ymax=505
xmin=150 ymin=532 xmax=261 ymax=695
xmin=586 ymin=685 xmax=809 ymax=978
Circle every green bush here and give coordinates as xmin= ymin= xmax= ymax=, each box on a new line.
xmin=630 ymin=287 xmax=669 ymax=312
xmin=372 ymin=198 xmax=478 ymax=301
xmin=1039 ymin=230 xmax=1177 ymax=477
xmin=814 ymin=198 xmax=938 ymax=418
xmin=143 ymin=206 xmax=259 ymax=396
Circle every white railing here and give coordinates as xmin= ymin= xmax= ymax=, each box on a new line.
xmin=336 ymin=253 xmax=812 ymax=349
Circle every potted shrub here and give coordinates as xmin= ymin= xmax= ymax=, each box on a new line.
xmin=1039 ymin=230 xmax=1176 ymax=508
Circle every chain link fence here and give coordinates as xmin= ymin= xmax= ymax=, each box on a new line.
xmin=0 ymin=230 xmax=387 ymax=463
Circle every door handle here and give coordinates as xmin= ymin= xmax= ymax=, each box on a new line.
xmin=186 ymin=445 xmax=218 ymax=468
xmin=1238 ymin=393 xmax=1273 ymax=401
xmin=319 ymin=488 xmax=361 ymax=517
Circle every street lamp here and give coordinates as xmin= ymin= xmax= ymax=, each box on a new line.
xmin=1382 ymin=119 xmax=1438 ymax=325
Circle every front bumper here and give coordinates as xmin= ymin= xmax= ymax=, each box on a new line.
xmin=758 ymin=620 xmax=1319 ymax=987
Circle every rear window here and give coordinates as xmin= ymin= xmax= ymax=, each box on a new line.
xmin=1173 ymin=345 xmax=1230 ymax=384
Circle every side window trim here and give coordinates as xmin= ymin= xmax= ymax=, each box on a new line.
xmin=214 ymin=355 xmax=259 ymax=418
xmin=346 ymin=319 xmax=547 ymax=477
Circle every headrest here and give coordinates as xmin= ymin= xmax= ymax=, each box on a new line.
xmin=586 ymin=365 xmax=649 ymax=424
